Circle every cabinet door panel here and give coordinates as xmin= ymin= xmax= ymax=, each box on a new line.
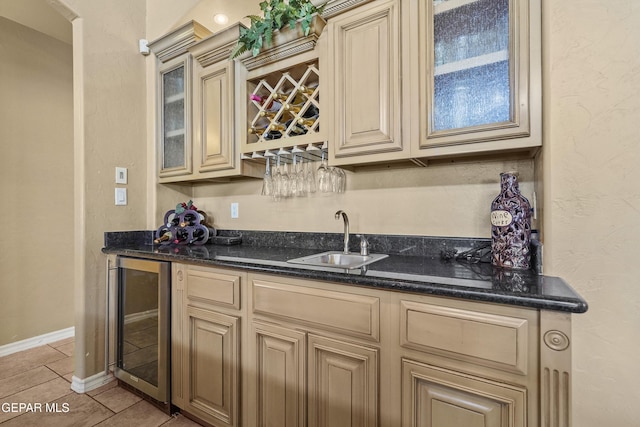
xmin=330 ymin=0 xmax=404 ymax=161
xmin=308 ymin=334 xmax=379 ymax=427
xmin=250 ymin=322 xmax=306 ymax=427
xmin=185 ymin=307 xmax=239 ymax=427
xmin=197 ymin=61 xmax=235 ymax=173
xmin=402 ymin=359 xmax=525 ymax=427
xmin=414 ymin=0 xmax=539 ymax=155
xmin=158 ymin=56 xmax=192 ymax=178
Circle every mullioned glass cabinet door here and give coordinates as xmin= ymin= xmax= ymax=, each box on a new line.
xmin=158 ymin=55 xmax=192 ymax=178
xmin=416 ymin=0 xmax=539 ymax=154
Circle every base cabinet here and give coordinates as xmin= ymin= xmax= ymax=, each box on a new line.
xmin=170 ymin=266 xmax=572 ymax=427
xmin=402 ymin=359 xmax=526 ymax=427
xmin=173 ymin=263 xmax=244 ymax=427
xmin=183 ymin=307 xmax=239 ymax=427
xmin=249 ymin=322 xmax=306 ymax=427
xmin=308 ymin=335 xmax=379 ymax=427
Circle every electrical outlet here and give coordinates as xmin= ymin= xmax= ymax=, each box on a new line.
xmin=231 ymin=202 xmax=239 ymax=219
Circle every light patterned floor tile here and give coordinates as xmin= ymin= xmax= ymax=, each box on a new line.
xmin=0 ymin=346 xmax=67 ymax=381
xmin=0 ymin=366 xmax=58 ymax=399
xmin=94 ymin=400 xmax=171 ymax=427
xmin=85 ymin=380 xmax=117 ymax=397
xmin=0 ymin=392 xmax=114 ymax=426
xmin=161 ymin=413 xmax=204 ymax=426
xmin=54 ymin=342 xmax=74 ymax=357
xmin=49 ymin=337 xmax=75 ymax=349
xmin=91 ymin=386 xmax=142 ymax=413
xmin=46 ymin=356 xmax=74 ymax=376
xmin=0 ymin=377 xmax=73 ymax=423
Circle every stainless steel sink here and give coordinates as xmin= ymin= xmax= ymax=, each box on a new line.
xmin=287 ymin=251 xmax=388 ymax=269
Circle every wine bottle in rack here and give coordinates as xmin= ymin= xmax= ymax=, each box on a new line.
xmin=264 ymin=130 xmax=283 ymax=140
xmin=164 ymin=210 xmax=179 ymax=228
xmin=250 ymin=94 xmax=282 ymax=112
xmin=299 ymin=82 xmax=319 ymax=96
xmin=269 ymin=123 xmax=287 ymax=132
xmin=179 ymin=210 xmax=199 ymax=227
xmin=283 ymin=103 xmax=301 ymax=113
xmin=285 ymin=119 xmax=307 ymax=135
xmin=173 ymin=228 xmax=189 ymax=245
xmin=189 ymin=226 xmax=216 ymax=245
xmin=248 ymin=126 xmax=268 ymax=135
xmin=249 ymin=126 xmax=282 ymax=139
xmin=284 ymin=102 xmax=319 ymax=119
xmin=259 ymin=110 xmax=277 ymax=119
xmin=277 ymin=90 xmax=306 ymax=105
xmin=248 ymin=124 xmax=280 ymax=139
xmin=297 ymin=117 xmax=317 ymax=127
xmin=154 ymin=230 xmax=172 ymax=244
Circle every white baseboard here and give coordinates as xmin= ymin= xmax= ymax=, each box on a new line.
xmin=0 ymin=326 xmax=75 ymax=358
xmin=71 ymin=371 xmax=115 ymax=394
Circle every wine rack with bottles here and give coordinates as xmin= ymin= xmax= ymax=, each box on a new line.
xmin=154 ymin=210 xmax=215 ymax=246
xmin=242 ymin=60 xmax=325 ymax=155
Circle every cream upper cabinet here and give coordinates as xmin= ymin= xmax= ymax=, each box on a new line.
xmin=323 ymin=0 xmax=541 ymax=166
xmin=410 ymin=0 xmax=541 ymax=158
xmin=150 ymin=22 xmax=262 ymax=183
xmin=189 ymin=25 xmax=241 ymax=180
xmin=149 ymin=21 xmax=211 ymax=181
xmin=158 ymin=57 xmax=192 ymax=178
xmin=327 ymin=0 xmax=410 ymax=165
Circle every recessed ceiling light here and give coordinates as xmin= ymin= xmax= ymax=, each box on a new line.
xmin=213 ymin=14 xmax=229 ymax=25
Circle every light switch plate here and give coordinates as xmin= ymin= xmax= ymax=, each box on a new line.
xmin=115 ymin=167 xmax=128 ymax=184
xmin=115 ymin=188 xmax=127 ymax=206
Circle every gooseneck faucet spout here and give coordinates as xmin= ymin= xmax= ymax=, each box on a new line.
xmin=335 ymin=210 xmax=350 ymax=254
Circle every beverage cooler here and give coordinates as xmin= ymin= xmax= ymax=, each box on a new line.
xmin=114 ymin=257 xmax=171 ymax=403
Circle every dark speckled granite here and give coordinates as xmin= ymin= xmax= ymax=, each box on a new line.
xmin=104 ymin=230 xmax=154 ymax=247
xmin=103 ymin=230 xmax=586 ymax=313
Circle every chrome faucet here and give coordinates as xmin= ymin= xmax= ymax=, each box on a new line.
xmin=335 ymin=210 xmax=350 ymax=254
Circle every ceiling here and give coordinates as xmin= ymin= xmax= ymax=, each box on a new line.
xmin=0 ymin=0 xmax=262 ymax=46
xmin=0 ymin=0 xmax=72 ymax=44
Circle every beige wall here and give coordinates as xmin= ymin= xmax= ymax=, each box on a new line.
xmin=542 ymin=1 xmax=640 ymax=425
xmin=0 ymin=17 xmax=74 ymax=346
xmin=183 ymin=160 xmax=535 ymax=236
xmin=56 ymin=0 xmax=149 ymax=378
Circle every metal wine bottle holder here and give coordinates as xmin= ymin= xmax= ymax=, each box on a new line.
xmin=155 ymin=209 xmax=216 ymax=246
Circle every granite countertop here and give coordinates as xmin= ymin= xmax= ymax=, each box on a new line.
xmin=103 ymin=230 xmax=588 ymax=314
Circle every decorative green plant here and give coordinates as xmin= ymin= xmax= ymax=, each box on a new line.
xmin=230 ymin=0 xmax=324 ymax=59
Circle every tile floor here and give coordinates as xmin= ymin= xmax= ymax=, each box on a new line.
xmin=0 ymin=338 xmax=201 ymax=426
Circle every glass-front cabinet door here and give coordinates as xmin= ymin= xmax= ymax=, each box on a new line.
xmin=414 ymin=0 xmax=540 ymax=156
xmin=158 ymin=55 xmax=192 ymax=178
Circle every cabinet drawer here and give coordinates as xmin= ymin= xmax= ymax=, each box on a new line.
xmin=185 ymin=265 xmax=241 ymax=310
xmin=251 ymin=276 xmax=380 ymax=341
xmin=400 ymin=300 xmax=531 ymax=375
